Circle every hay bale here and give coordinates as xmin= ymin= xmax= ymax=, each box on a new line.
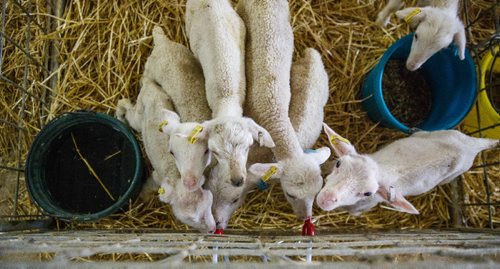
xmin=0 ymin=0 xmax=498 ymax=232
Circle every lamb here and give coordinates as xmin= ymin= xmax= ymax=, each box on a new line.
xmin=375 ymin=0 xmax=466 ymax=71
xmin=115 ymin=79 xmax=215 ymax=233
xmin=208 ymin=48 xmax=330 ymax=230
xmin=116 ymin=81 xmax=211 ymax=194
xmin=237 ymin=0 xmax=331 ymax=223
xmin=157 ymin=109 xmax=215 ymax=233
xmin=185 ymin=0 xmax=275 ymax=188
xmin=316 ymin=124 xmax=499 ymax=215
xmin=138 ymin=26 xmax=214 ymax=192
xmin=115 ymin=79 xmax=175 ymax=199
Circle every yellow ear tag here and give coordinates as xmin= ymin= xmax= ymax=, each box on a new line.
xmin=188 ymin=125 xmax=204 ymax=144
xmin=403 ymin=8 xmax=422 ymax=23
xmin=158 ymin=120 xmax=168 ymax=132
xmin=329 ymin=134 xmax=351 ymax=145
xmin=261 ymin=166 xmax=278 ymax=183
xmin=158 ymin=187 xmax=165 ymax=195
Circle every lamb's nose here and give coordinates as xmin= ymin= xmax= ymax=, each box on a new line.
xmin=231 ymin=177 xmax=243 ymax=187
xmin=406 ymin=61 xmax=419 ymax=71
xmin=184 ymin=179 xmax=196 ymax=189
xmin=321 ymin=191 xmax=337 ymax=204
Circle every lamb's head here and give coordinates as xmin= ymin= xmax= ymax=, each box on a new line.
xmin=395 ymin=7 xmax=466 ymax=71
xmin=204 ymin=165 xmax=248 ymax=229
xmin=160 ymin=109 xmax=212 ymax=192
xmin=177 ymin=188 xmax=216 ymax=234
xmin=249 ymin=147 xmax=331 ymax=220
xmin=158 ymin=180 xmax=216 ymax=233
xmin=316 ymin=123 xmax=380 ymax=211
xmin=317 ymin=157 xmax=380 ymax=211
xmin=316 ymin=123 xmax=419 ymax=215
xmin=205 ymin=116 xmax=275 ymax=188
xmin=205 ymin=164 xmax=267 ymax=229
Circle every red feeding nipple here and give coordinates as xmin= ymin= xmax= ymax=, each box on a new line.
xmin=302 ymin=217 xmax=315 ymax=236
xmin=215 ymin=228 xmax=224 ymax=235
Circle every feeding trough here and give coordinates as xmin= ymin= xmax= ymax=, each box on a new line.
xmin=25 ymin=111 xmax=144 ymax=221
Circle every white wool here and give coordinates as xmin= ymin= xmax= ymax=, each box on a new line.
xmin=186 ymin=0 xmax=246 ymax=118
xmin=289 ymin=48 xmax=330 ymax=150
xmin=144 ymin=27 xmax=211 ymax=123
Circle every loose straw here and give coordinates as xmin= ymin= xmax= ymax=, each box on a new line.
xmin=71 ymin=133 xmax=115 ymax=201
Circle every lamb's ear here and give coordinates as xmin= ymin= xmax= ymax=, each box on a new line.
xmin=388 ymin=196 xmax=420 ymax=215
xmin=306 ymin=147 xmax=331 ymax=165
xmin=244 ymin=117 xmax=275 ymax=148
xmin=248 ymin=163 xmax=283 ymax=181
xmin=323 ymin=123 xmax=357 ymax=157
xmin=377 ymin=184 xmax=419 ymax=215
xmin=395 ymin=7 xmax=426 ymax=26
xmin=160 ymin=109 xmax=180 ymax=134
xmin=174 ymin=121 xmax=213 ymax=142
xmin=453 ymin=24 xmax=466 ymax=60
xmin=194 ymin=119 xmax=216 ymax=140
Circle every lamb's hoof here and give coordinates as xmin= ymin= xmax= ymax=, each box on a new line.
xmin=115 ymin=99 xmax=132 ymax=122
xmin=375 ymin=15 xmax=390 ymax=27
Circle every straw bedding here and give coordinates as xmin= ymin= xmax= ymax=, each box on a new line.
xmin=0 ymin=0 xmax=498 ymax=233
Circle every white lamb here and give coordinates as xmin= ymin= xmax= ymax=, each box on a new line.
xmin=115 ymin=79 xmax=215 ymax=233
xmin=186 ymin=0 xmax=275 ymax=188
xmin=237 ymin=0 xmax=331 ymax=222
xmin=316 ymin=124 xmax=499 ymax=215
xmin=376 ymin=0 xmax=466 ymax=71
xmin=139 ymin=26 xmax=213 ymax=191
xmin=208 ymin=48 xmax=330 ymax=230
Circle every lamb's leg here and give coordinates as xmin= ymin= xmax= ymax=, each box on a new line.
xmin=376 ymin=0 xmax=405 ymax=27
xmin=116 ymin=87 xmax=146 ymax=132
xmin=115 ymin=98 xmax=131 ymax=123
xmin=138 ymin=164 xmax=166 ymax=201
xmin=202 ymin=190 xmax=216 ymax=233
xmin=138 ymin=175 xmax=160 ymax=201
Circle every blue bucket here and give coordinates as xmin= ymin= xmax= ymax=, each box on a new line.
xmin=361 ymin=33 xmax=477 ymax=133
